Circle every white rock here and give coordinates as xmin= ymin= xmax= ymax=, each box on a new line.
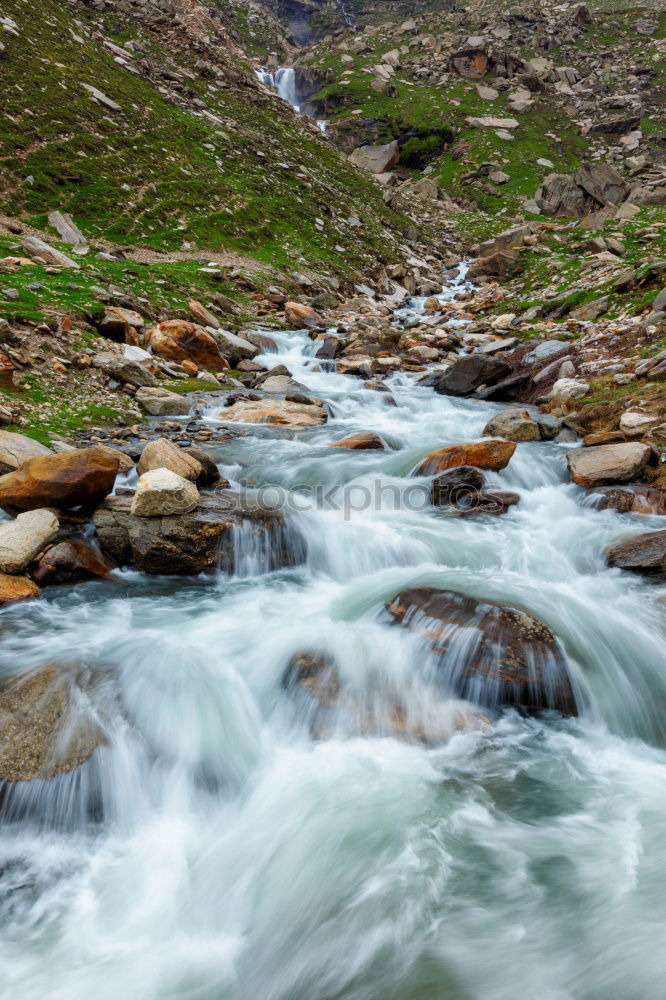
xmin=131 ymin=469 xmax=200 ymax=517
xmin=619 ymin=410 xmax=660 ymax=437
xmin=543 ymin=378 xmax=590 ymax=401
xmin=0 ymin=509 xmax=59 ymax=573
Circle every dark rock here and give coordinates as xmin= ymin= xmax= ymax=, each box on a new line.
xmin=606 ymin=530 xmax=666 ymax=575
xmin=386 ymin=587 xmax=577 ymax=715
xmin=431 ymin=466 xmax=485 ymax=506
xmin=575 ymin=162 xmax=629 ymax=205
xmin=32 ymin=538 xmax=111 ymax=585
xmin=430 ymin=355 xmax=512 ymax=397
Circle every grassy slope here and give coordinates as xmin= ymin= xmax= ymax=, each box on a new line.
xmin=0 ymin=0 xmax=418 ymax=280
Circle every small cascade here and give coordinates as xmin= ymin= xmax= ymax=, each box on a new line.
xmin=337 ymin=0 xmax=355 ymax=28
xmin=254 ymin=67 xmax=300 ymax=111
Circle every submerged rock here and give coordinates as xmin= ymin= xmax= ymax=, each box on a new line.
xmin=93 ymin=492 xmax=305 ymax=575
xmin=0 ymin=664 xmax=109 ymax=782
xmin=0 ymin=449 xmax=119 ymax=512
xmin=606 ymin=530 xmax=666 ymax=575
xmin=386 ymin=587 xmax=577 ymax=716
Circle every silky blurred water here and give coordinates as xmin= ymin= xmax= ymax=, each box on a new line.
xmin=1 ymin=282 xmax=665 ymax=1000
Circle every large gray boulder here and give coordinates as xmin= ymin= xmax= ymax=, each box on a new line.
xmin=606 ymin=530 xmax=666 ymax=575
xmin=0 ymin=430 xmax=52 ymax=475
xmin=427 ymin=355 xmax=512 ymax=397
xmin=0 ymin=509 xmax=59 ymax=573
xmin=349 ymin=140 xmax=399 ymax=174
xmin=575 ymin=162 xmax=629 ymax=206
xmin=534 ymin=173 xmax=598 ymax=217
xmin=567 ymin=442 xmax=651 ymax=487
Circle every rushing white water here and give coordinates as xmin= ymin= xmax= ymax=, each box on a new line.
xmin=255 ymin=67 xmax=300 ymax=110
xmin=2 ymin=272 xmax=666 ymax=999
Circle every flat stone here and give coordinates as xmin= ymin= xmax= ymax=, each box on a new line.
xmin=131 ymin=468 xmax=200 ymax=517
xmin=0 ymin=509 xmax=59 ymax=573
xmin=567 ymin=442 xmax=651 ymax=487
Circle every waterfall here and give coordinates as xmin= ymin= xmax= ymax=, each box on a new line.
xmin=254 ymin=67 xmax=300 ymax=111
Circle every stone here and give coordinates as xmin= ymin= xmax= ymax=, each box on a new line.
xmin=619 ymin=411 xmax=660 ymax=438
xmin=92 ymin=352 xmax=158 ymax=388
xmin=146 ymin=320 xmax=228 ymax=372
xmin=566 ymin=442 xmax=651 ymax=487
xmin=98 ymin=306 xmax=144 ymax=339
xmin=93 ymin=492 xmax=305 ymax=575
xmin=349 ymin=140 xmax=400 ymax=174
xmin=188 ymin=299 xmax=220 ymax=329
xmin=137 ymin=438 xmax=202 ymax=482
xmin=219 ymin=398 xmax=327 ymax=427
xmin=284 ymin=302 xmax=324 ymax=329
xmin=0 ymin=449 xmax=119 ymax=512
xmin=94 ymin=446 xmax=135 ymax=476
xmin=606 ymin=530 xmax=666 ymax=575
xmin=329 ymin=431 xmax=386 ymax=450
xmin=135 ymin=387 xmax=192 ymax=416
xmin=525 ymin=341 xmax=570 ymax=365
xmin=574 ymin=162 xmax=629 ymax=206
xmin=431 ymin=466 xmax=485 ymax=506
xmin=0 ymin=572 xmax=40 ymax=606
xmin=131 ymin=469 xmax=200 ymax=517
xmin=0 ymin=430 xmax=52 ymax=475
xmin=186 ymin=448 xmax=224 ymax=488
xmin=386 ymin=588 xmax=577 ymax=715
xmin=47 ymin=210 xmax=87 ymax=249
xmin=482 ymin=409 xmax=540 ymax=442
xmin=451 ymin=48 xmax=490 ymax=79
xmin=415 ymin=440 xmax=516 ymax=476
xmin=467 ymin=117 xmax=519 ymax=129
xmin=541 ymin=378 xmax=590 ymax=402
xmin=32 ymin=538 xmax=110 ymax=585
xmin=214 ymin=329 xmax=260 ymax=364
xmin=0 ymin=509 xmax=59 ymax=573
xmin=22 ymin=236 xmax=80 ymax=269
xmin=573 ymin=296 xmax=609 ymax=320
xmin=0 ymin=664 xmax=108 ymax=782
xmin=467 ymin=250 xmax=523 ymax=279
xmin=534 ymin=173 xmax=597 ymax=218
xmin=476 ymin=85 xmax=498 ymax=100
xmin=427 ymin=355 xmax=512 ymax=397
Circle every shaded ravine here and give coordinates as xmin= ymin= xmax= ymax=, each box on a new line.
xmin=1 ymin=275 xmax=666 ymax=999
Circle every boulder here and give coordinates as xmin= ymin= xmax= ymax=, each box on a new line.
xmin=131 ymin=469 xmax=200 ymax=517
xmin=219 ymin=398 xmax=327 ymax=427
xmin=146 ymin=320 xmax=228 ymax=372
xmin=0 ymin=509 xmax=60 ymax=573
xmin=566 ymin=442 xmax=651 ymax=487
xmin=22 ymin=236 xmax=80 ymax=269
xmin=450 ymin=48 xmax=490 ymax=79
xmin=467 ymin=250 xmax=523 ymax=279
xmin=94 ymin=446 xmax=135 ymax=476
xmin=188 ymin=299 xmax=220 ymax=329
xmin=0 ymin=430 xmax=52 ymax=475
xmin=0 ymin=449 xmax=119 ymax=512
xmin=0 ymin=572 xmax=40 ymax=606
xmin=575 ymin=162 xmax=629 ymax=206
xmin=135 ymin=387 xmax=192 ymax=417
xmin=137 ymin=438 xmax=202 ymax=482
xmin=93 ymin=492 xmax=306 ymax=575
xmin=482 ymin=408 xmax=540 ymax=442
xmin=284 ymin=302 xmax=324 ymax=329
xmin=415 ymin=439 xmax=516 ymax=476
xmin=0 ymin=664 xmax=107 ymax=782
xmin=606 ymin=530 xmax=666 ymax=575
xmin=187 ymin=448 xmax=225 ymax=488
xmin=618 ymin=410 xmax=660 ymax=438
xmin=428 ymin=355 xmax=512 ymax=397
xmin=92 ymin=352 xmax=158 ymax=388
xmin=329 ymin=431 xmax=386 ymax=450
xmin=32 ymin=538 xmax=110 ymax=586
xmin=534 ymin=173 xmax=598 ymax=217
xmin=98 ymin=306 xmax=144 ymax=340
xmin=214 ymin=329 xmax=260 ymax=365
xmin=387 ymin=587 xmax=577 ymax=715
xmin=541 ymin=378 xmax=589 ymax=402
xmin=431 ymin=466 xmax=485 ymax=505
xmin=349 ymin=140 xmax=399 ymax=174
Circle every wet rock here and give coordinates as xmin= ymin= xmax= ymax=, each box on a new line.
xmin=387 ymin=587 xmax=577 ymax=715
xmin=0 ymin=664 xmax=108 ymax=782
xmin=431 ymin=466 xmax=485 ymax=505
xmin=415 ymin=439 xmax=516 ymax=476
xmin=606 ymin=530 xmax=666 ymax=575
xmin=482 ymin=409 xmax=540 ymax=442
xmin=0 ymin=572 xmax=40 ymax=605
xmin=567 ymin=442 xmax=651 ymax=487
xmin=329 ymin=431 xmax=386 ymax=450
xmin=135 ymin=387 xmax=192 ymax=417
xmin=428 ymin=355 xmax=512 ymax=397
xmin=0 ymin=430 xmax=52 ymax=475
xmin=284 ymin=302 xmax=324 ymax=329
xmin=93 ymin=492 xmax=305 ymax=575
xmin=592 ymin=486 xmax=665 ymax=516
xmin=137 ymin=438 xmax=202 ymax=482
xmin=219 ymin=398 xmax=327 ymax=427
xmin=131 ymin=469 xmax=200 ymax=517
xmin=146 ymin=320 xmax=229 ymax=372
xmin=187 ymin=448 xmax=225 ymax=488
xmin=0 ymin=449 xmax=119 ymax=512
xmin=348 ymin=140 xmax=399 ymax=174
xmin=94 ymin=446 xmax=135 ymax=476
xmin=214 ymin=329 xmax=259 ymax=365
xmin=32 ymin=538 xmax=111 ymax=585
xmin=0 ymin=509 xmax=60 ymax=572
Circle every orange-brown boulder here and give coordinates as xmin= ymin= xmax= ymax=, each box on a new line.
xmin=414 ymin=439 xmax=516 ymax=476
xmin=284 ymin=302 xmax=324 ymax=330
xmin=0 ymin=572 xmax=40 ymax=606
xmin=329 ymin=431 xmax=386 ymax=450
xmin=32 ymin=539 xmax=111 ymax=586
xmin=0 ymin=449 xmax=119 ymax=512
xmin=145 ymin=320 xmax=229 ymax=372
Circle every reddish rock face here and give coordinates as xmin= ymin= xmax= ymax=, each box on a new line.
xmin=284 ymin=302 xmax=324 ymax=330
xmin=0 ymin=572 xmax=40 ymax=606
xmin=387 ymin=587 xmax=577 ymax=716
xmin=0 ymin=449 xmax=119 ymax=512
xmin=414 ymin=439 xmax=516 ymax=476
xmin=32 ymin=539 xmax=111 ymax=586
xmin=145 ymin=320 xmax=229 ymax=371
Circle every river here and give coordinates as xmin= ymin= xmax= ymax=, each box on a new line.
xmin=1 ymin=273 xmax=666 ymax=999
